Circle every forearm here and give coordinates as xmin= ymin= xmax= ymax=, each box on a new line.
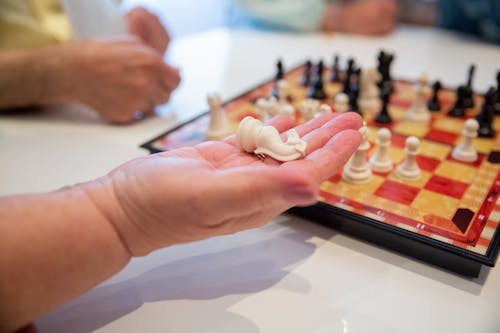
xmin=0 ymin=48 xmax=68 ymax=110
xmin=0 ymin=182 xmax=131 ymax=332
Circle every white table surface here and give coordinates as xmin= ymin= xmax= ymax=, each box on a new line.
xmin=1 ymin=26 xmax=500 ymax=332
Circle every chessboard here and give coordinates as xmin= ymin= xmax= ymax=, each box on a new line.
xmin=141 ymin=58 xmax=500 ymax=277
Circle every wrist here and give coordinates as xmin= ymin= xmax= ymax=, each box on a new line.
xmin=82 ymin=173 xmax=167 ymax=257
xmin=79 ymin=177 xmax=135 ymax=258
xmin=34 ymin=45 xmax=79 ymax=105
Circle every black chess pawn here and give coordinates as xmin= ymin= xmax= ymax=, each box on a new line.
xmin=272 ymin=59 xmax=285 ymax=97
xmin=495 ymin=70 xmax=500 ymax=114
xmin=348 ymin=87 xmax=360 ymax=114
xmin=276 ymin=59 xmax=284 ymax=80
xmin=300 ymin=60 xmax=312 ymax=87
xmin=448 ymin=85 xmax=467 ymax=117
xmin=307 ymin=76 xmax=327 ymax=100
xmin=342 ymin=58 xmax=355 ymax=95
xmin=315 ymin=60 xmax=325 ymax=80
xmin=330 ymin=54 xmax=341 ymax=82
xmin=476 ymin=87 xmax=497 ymax=138
xmin=463 ymin=64 xmax=476 ymax=109
xmin=347 ymin=68 xmax=361 ymax=114
xmin=375 ymin=87 xmax=392 ymax=124
xmin=428 ymin=80 xmax=442 ymax=112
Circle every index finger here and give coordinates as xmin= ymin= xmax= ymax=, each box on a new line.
xmin=282 ymin=129 xmax=361 ymax=185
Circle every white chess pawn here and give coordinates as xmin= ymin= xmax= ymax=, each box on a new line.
xmin=359 ymin=68 xmax=382 ymax=113
xmin=315 ymin=104 xmax=332 ymax=117
xmin=205 ymin=92 xmax=231 ymax=140
xmin=405 ymin=72 xmax=431 ymax=123
xmin=276 ymin=80 xmax=294 ymax=116
xmin=396 ymin=136 xmax=421 ymax=181
xmin=255 ymin=97 xmax=269 ymax=119
xmin=257 ymin=96 xmax=281 ymax=119
xmin=452 ymin=118 xmax=479 ymax=162
xmin=334 ymin=93 xmax=349 ymax=113
xmin=369 ymin=128 xmax=393 ymax=172
xmin=277 ymin=79 xmax=288 ymax=103
xmin=417 ymin=72 xmax=431 ymax=95
xmin=342 ymin=123 xmax=372 ymax=184
xmin=300 ymin=98 xmax=320 ymax=121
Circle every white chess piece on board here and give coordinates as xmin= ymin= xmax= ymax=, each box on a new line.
xmin=334 ymin=93 xmax=349 ymax=113
xmin=452 ymin=118 xmax=479 ymax=162
xmin=359 ymin=68 xmax=382 ymax=113
xmin=300 ymin=99 xmax=320 ymax=121
xmin=396 ymin=136 xmax=421 ymax=181
xmin=205 ymin=92 xmax=231 ymax=140
xmin=255 ymin=96 xmax=279 ymax=120
xmin=276 ymin=80 xmax=295 ymax=117
xmin=369 ymin=128 xmax=393 ymax=172
xmin=255 ymin=97 xmax=270 ymax=119
xmin=342 ymin=123 xmax=372 ymax=184
xmin=404 ymin=72 xmax=431 ymax=123
xmin=236 ymin=116 xmax=307 ymax=162
xmin=61 ymin=0 xmax=127 ymax=40
xmin=316 ymin=104 xmax=333 ymax=117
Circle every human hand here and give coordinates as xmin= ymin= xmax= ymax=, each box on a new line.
xmin=322 ymin=0 xmax=398 ymax=35
xmin=85 ymin=112 xmax=363 ymax=256
xmin=50 ymin=38 xmax=180 ymax=123
xmin=126 ymin=7 xmax=170 ymax=55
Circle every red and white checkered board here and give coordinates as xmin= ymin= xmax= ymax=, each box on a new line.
xmin=145 ymin=64 xmax=500 ymax=256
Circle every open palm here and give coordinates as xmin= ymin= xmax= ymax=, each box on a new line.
xmin=100 ymin=112 xmax=362 ymax=256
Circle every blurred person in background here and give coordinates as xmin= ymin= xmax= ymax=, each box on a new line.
xmin=0 ymin=0 xmax=181 ymax=124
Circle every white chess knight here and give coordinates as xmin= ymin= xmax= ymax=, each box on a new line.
xmin=205 ymin=93 xmax=231 ymax=140
xmin=236 ymin=116 xmax=307 ymax=162
xmin=405 ymin=72 xmax=432 ymax=123
xmin=369 ymin=128 xmax=393 ymax=172
xmin=452 ymin=119 xmax=479 ymax=162
xmin=61 ymin=0 xmax=127 ymax=39
xmin=358 ymin=68 xmax=382 ymax=113
xmin=342 ymin=123 xmax=372 ymax=184
xmin=396 ymin=136 xmax=421 ymax=181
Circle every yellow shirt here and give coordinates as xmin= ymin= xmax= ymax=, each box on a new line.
xmin=0 ymin=0 xmax=71 ymax=48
